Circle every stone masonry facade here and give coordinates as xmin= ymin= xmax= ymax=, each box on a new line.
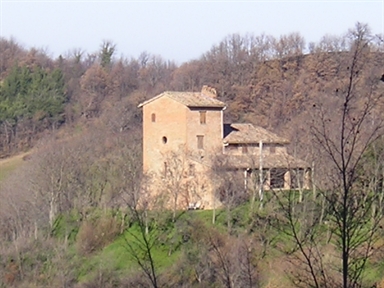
xmin=138 ymin=86 xmax=310 ymax=209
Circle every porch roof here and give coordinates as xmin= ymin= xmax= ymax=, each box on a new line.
xmin=219 ymin=153 xmax=309 ymax=169
xmin=223 ymin=123 xmax=289 ymax=145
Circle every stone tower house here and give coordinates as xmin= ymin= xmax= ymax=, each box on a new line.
xmin=138 ymin=86 xmax=310 ymax=209
xmin=138 ymin=86 xmax=226 ymax=208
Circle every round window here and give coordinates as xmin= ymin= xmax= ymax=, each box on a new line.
xmin=162 ymin=136 xmax=167 ymax=144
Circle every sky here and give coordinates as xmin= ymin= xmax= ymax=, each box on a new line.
xmin=1 ymin=0 xmax=383 ymax=65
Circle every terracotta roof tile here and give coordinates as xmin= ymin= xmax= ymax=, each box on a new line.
xmin=138 ymin=91 xmax=226 ymax=108
xmin=223 ymin=123 xmax=289 ymax=144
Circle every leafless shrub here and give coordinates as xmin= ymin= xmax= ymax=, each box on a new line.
xmin=75 ymin=266 xmax=121 ymax=288
xmin=120 ymin=270 xmax=154 ymax=288
xmin=76 ymin=216 xmax=120 ymax=256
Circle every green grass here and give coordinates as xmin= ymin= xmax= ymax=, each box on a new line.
xmin=0 ymin=153 xmax=27 ymax=182
xmin=74 ymin=212 xmax=185 ymax=283
xmin=364 ymin=261 xmax=384 ymax=286
xmin=90 ymin=206 xmax=253 ymax=275
xmin=52 ymin=198 xmax=384 ymax=286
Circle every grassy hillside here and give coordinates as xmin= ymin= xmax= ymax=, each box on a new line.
xmin=42 ymin=204 xmax=384 ymax=287
xmin=0 ymin=152 xmax=29 ymax=182
xmin=49 ymin=207 xmax=285 ymax=287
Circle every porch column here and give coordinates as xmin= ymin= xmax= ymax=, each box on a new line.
xmin=284 ymin=170 xmax=291 ymax=190
xmin=244 ymin=169 xmax=248 ymax=192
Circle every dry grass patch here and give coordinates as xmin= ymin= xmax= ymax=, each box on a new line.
xmin=76 ymin=216 xmax=120 ymax=256
xmin=0 ymin=152 xmax=30 ymax=182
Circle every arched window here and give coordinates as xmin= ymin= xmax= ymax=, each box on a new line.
xmin=151 ymin=113 xmax=156 ymax=122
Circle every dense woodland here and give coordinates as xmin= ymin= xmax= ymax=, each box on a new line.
xmin=0 ymin=24 xmax=382 ymax=157
xmin=1 ymin=23 xmax=384 ymax=287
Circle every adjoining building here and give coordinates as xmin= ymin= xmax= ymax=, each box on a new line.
xmin=138 ymin=86 xmax=310 ymax=209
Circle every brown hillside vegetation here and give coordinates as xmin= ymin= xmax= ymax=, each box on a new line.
xmin=0 ymin=23 xmax=384 ymax=287
xmin=1 ymin=26 xmax=383 ymax=158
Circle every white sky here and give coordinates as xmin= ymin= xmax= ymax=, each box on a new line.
xmin=1 ymin=1 xmax=383 ymax=64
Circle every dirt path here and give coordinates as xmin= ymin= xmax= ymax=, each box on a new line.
xmin=0 ymin=152 xmax=30 ymax=167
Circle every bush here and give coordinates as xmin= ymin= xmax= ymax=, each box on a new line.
xmin=76 ymin=216 xmax=120 ymax=256
xmin=76 ymin=266 xmax=121 ymax=288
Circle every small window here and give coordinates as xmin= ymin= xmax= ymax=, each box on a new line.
xmin=200 ymin=111 xmax=206 ymax=124
xmin=162 ymin=136 xmax=167 ymax=144
xmin=270 ymin=146 xmax=276 ymax=154
xmin=151 ymin=113 xmax=156 ymax=122
xmin=242 ymin=146 xmax=248 ymax=154
xmin=197 ymin=135 xmax=204 ymax=149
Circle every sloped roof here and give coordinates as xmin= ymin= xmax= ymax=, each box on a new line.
xmin=138 ymin=91 xmax=226 ymax=108
xmin=221 ymin=153 xmax=309 ymax=169
xmin=223 ymin=123 xmax=289 ymax=144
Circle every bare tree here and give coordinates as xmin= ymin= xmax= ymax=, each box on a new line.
xmin=161 ymin=148 xmax=188 ymax=222
xmin=211 ymin=155 xmax=248 ymax=232
xmin=123 ymin=203 xmax=160 ymax=288
xmin=160 ymin=147 xmax=206 ymax=222
xmin=274 ymin=22 xmax=384 ymax=288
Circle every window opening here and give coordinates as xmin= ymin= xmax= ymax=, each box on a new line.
xmin=197 ymin=135 xmax=204 ymax=149
xmin=200 ymin=111 xmax=206 ymax=124
xmin=270 ymin=168 xmax=285 ymax=189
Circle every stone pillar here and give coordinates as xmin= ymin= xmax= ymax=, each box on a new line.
xmin=284 ymin=170 xmax=291 ymax=190
xmin=244 ymin=169 xmax=248 ymax=192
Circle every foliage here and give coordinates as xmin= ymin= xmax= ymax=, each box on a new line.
xmin=0 ymin=64 xmax=66 ymax=123
xmin=0 ymin=62 xmax=67 ymax=155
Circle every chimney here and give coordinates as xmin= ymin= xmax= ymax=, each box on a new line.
xmin=201 ymin=85 xmax=217 ymax=98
